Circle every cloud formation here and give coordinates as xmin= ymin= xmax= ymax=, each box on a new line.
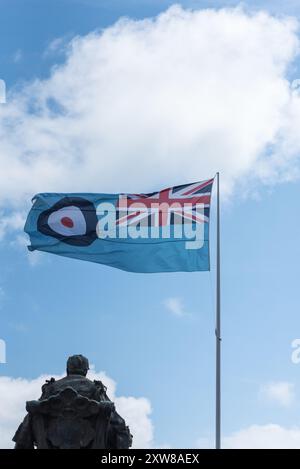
xmin=223 ymin=423 xmax=300 ymax=449
xmin=0 ymin=212 xmax=25 ymax=240
xmin=163 ymin=297 xmax=186 ymax=316
xmin=0 ymin=5 xmax=299 ymax=223
xmin=260 ymin=381 xmax=295 ymax=407
xmin=197 ymin=423 xmax=300 ymax=449
xmin=0 ymin=368 xmax=153 ymax=448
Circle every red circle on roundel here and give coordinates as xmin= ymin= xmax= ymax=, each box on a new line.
xmin=60 ymin=216 xmax=74 ymax=228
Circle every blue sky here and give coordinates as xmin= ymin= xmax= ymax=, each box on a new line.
xmin=0 ymin=0 xmax=300 ymax=449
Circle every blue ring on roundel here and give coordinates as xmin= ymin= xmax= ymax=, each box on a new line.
xmin=37 ymin=197 xmax=98 ymax=246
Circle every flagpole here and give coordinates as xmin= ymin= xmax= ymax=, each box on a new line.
xmin=215 ymin=171 xmax=221 ymax=449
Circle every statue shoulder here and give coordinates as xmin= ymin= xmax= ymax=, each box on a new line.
xmin=41 ymin=377 xmax=56 ymax=398
xmin=93 ymin=380 xmax=110 ymax=401
xmin=93 ymin=380 xmax=107 ymax=393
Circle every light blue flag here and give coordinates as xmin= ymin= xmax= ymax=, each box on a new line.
xmin=24 ymin=178 xmax=214 ymax=273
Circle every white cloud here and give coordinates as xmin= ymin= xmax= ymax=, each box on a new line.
xmin=0 ymin=212 xmax=25 ymax=240
xmin=12 ymin=233 xmax=43 ymax=266
xmin=223 ymin=424 xmax=300 ymax=449
xmin=196 ymin=379 xmax=300 ymax=449
xmin=115 ymin=396 xmax=153 ymax=448
xmin=197 ymin=423 xmax=300 ymax=449
xmin=260 ymin=381 xmax=295 ymax=407
xmin=43 ymin=35 xmax=73 ymax=59
xmin=163 ymin=296 xmax=186 ymax=316
xmin=0 ymin=5 xmax=299 ymax=226
xmin=0 ymin=368 xmax=153 ymax=448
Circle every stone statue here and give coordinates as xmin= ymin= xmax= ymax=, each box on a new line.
xmin=13 ymin=355 xmax=132 ymax=449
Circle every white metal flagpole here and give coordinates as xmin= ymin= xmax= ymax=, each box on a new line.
xmin=215 ymin=171 xmax=221 ymax=449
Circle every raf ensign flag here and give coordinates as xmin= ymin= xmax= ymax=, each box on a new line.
xmin=24 ymin=178 xmax=214 ymax=273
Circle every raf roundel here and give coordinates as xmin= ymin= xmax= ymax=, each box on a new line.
xmin=37 ymin=197 xmax=98 ymax=246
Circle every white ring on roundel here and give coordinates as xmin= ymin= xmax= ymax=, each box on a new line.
xmin=47 ymin=206 xmax=87 ymax=237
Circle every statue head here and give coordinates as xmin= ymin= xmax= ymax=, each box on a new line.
xmin=66 ymin=354 xmax=89 ymax=376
